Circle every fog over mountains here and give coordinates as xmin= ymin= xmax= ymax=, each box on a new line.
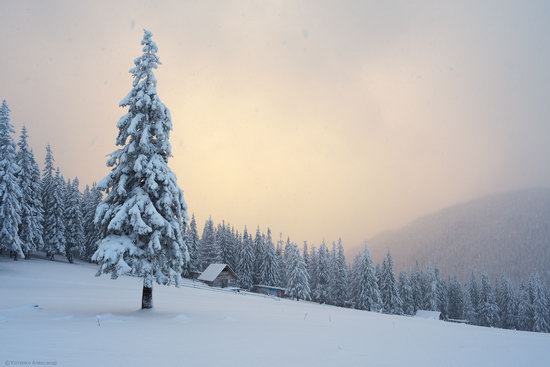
xmin=366 ymin=188 xmax=550 ymax=285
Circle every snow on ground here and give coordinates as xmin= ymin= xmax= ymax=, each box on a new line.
xmin=1 ymin=256 xmax=549 ymax=367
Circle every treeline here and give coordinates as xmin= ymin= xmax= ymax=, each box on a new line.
xmin=0 ymin=100 xmax=101 ymax=262
xmin=185 ymin=216 xmax=550 ymax=334
xmin=1 ymin=98 xmax=549 ymax=334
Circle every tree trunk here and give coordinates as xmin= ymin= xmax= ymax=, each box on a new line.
xmin=142 ymin=284 xmax=153 ymax=309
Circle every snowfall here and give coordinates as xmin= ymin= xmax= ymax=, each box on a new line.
xmin=1 ymin=257 xmax=549 ymax=367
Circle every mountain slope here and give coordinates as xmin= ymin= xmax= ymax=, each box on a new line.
xmin=367 ymin=188 xmax=550 ymax=284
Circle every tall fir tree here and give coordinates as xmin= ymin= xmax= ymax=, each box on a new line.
xmin=0 ymin=100 xmax=23 ymax=259
xmin=285 ymin=243 xmax=311 ymax=301
xmin=64 ymin=178 xmax=85 ymax=263
xmin=16 ymin=126 xmax=44 ymax=258
xmin=93 ymin=30 xmax=190 ymax=309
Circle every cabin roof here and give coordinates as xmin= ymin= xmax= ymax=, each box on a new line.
xmin=198 ymin=264 xmax=237 ymax=282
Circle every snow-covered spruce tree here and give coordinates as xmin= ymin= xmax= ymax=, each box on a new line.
xmin=355 ymin=246 xmax=382 ymax=312
xmin=41 ymin=146 xmax=65 ymax=260
xmin=185 ymin=214 xmax=199 ymax=272
xmin=64 ymin=178 xmax=85 ymax=263
xmin=529 ymin=273 xmax=550 ymax=333
xmin=477 ymin=273 xmax=500 ymax=327
xmin=286 ymin=243 xmax=311 ymax=301
xmin=447 ymin=276 xmax=465 ymax=320
xmin=218 ymin=222 xmax=237 ymax=270
xmin=253 ymin=227 xmax=264 ymax=284
xmin=328 ymin=240 xmax=348 ymax=307
xmin=380 ymin=251 xmax=402 ymax=314
xmin=199 ymin=217 xmax=219 ymax=270
xmin=410 ymin=267 xmax=422 ymax=313
xmin=398 ymin=272 xmax=415 ymax=315
xmin=16 ymin=126 xmax=44 ymax=259
xmin=92 ymin=30 xmax=190 ymax=309
xmin=515 ymin=283 xmax=532 ymax=331
xmin=465 ymin=273 xmax=480 ymax=325
xmin=434 ymin=268 xmax=448 ymax=319
xmin=275 ymin=235 xmax=287 ymax=287
xmin=315 ymin=242 xmax=331 ymax=304
xmin=259 ymin=229 xmax=279 ymax=286
xmin=82 ymin=183 xmax=102 ymax=261
xmin=423 ymin=268 xmax=437 ymax=311
xmin=495 ymin=274 xmax=516 ymax=329
xmin=0 ymin=100 xmax=23 ymax=260
xmin=238 ymin=227 xmax=255 ymax=289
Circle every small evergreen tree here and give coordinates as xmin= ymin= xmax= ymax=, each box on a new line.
xmin=185 ymin=214 xmax=199 ymax=272
xmin=398 ymin=272 xmax=414 ymax=315
xmin=199 ymin=217 xmax=219 ymax=270
xmin=329 ymin=239 xmax=348 ymax=307
xmin=42 ymin=156 xmax=66 ymax=261
xmin=515 ymin=283 xmax=532 ymax=331
xmin=16 ymin=126 xmax=44 ymax=259
xmin=238 ymin=227 xmax=254 ymax=289
xmin=82 ymin=183 xmax=102 ymax=261
xmin=64 ymin=178 xmax=85 ymax=263
xmin=495 ymin=275 xmax=515 ymax=329
xmin=253 ymin=227 xmax=264 ymax=284
xmin=315 ymin=242 xmax=331 ymax=304
xmin=285 ymin=243 xmax=310 ymax=301
xmin=379 ymin=251 xmax=402 ymax=314
xmin=477 ymin=273 xmax=500 ymax=327
xmin=0 ymin=100 xmax=23 ymax=260
xmin=529 ymin=273 xmax=550 ymax=333
xmin=466 ymin=273 xmax=480 ymax=325
xmin=258 ymin=229 xmax=279 ymax=286
xmin=434 ymin=268 xmax=448 ymax=319
xmin=355 ymin=246 xmax=381 ymax=312
xmin=447 ymin=276 xmax=464 ymax=320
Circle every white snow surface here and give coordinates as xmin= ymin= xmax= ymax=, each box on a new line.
xmin=1 ymin=257 xmax=549 ymax=367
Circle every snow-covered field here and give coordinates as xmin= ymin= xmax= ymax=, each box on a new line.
xmin=1 ymin=257 xmax=549 ymax=367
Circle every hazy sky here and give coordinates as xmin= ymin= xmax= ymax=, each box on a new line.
xmin=1 ymin=0 xmax=550 ymax=251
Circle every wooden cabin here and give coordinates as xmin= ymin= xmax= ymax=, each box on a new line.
xmin=252 ymin=284 xmax=286 ymax=298
xmin=198 ymin=264 xmax=238 ymax=288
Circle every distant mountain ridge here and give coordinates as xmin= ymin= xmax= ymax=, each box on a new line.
xmin=366 ymin=188 xmax=550 ymax=285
